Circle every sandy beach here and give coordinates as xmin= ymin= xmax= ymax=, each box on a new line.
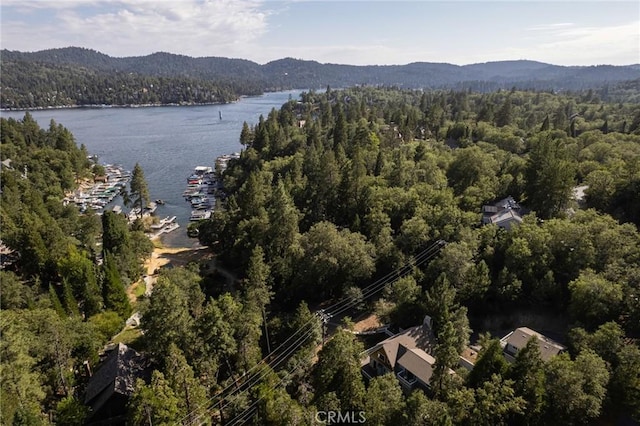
xmin=127 ymin=240 xmax=212 ymax=303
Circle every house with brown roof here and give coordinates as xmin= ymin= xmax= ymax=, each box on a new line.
xmin=361 ymin=317 xmax=445 ymax=392
xmin=499 ymin=327 xmax=566 ymax=362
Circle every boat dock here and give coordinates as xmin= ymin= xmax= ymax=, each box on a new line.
xmin=147 ymin=216 xmax=180 ymax=239
xmin=63 ymin=164 xmax=130 ymax=214
xmin=183 ymin=152 xmax=239 ymax=223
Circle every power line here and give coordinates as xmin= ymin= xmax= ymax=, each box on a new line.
xmin=181 ymin=240 xmax=446 ymax=425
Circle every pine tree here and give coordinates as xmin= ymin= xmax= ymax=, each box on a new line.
xmin=508 ymin=337 xmax=546 ymax=425
xmin=313 ymin=329 xmax=365 ymax=410
xmin=236 ymin=246 xmax=272 ymax=372
xmin=239 ymin=121 xmax=253 ymax=147
xmin=540 ymin=115 xmax=550 ymax=132
xmin=165 ymin=344 xmax=209 ymax=424
xmin=130 ymin=163 xmax=150 ymax=217
xmin=49 ymin=284 xmax=67 ymax=318
xmin=102 ymin=252 xmax=131 ymax=319
xmin=524 ymin=133 xmax=575 ymax=219
xmin=495 ymin=97 xmax=512 ymax=127
xmin=62 ymin=279 xmax=80 ymax=317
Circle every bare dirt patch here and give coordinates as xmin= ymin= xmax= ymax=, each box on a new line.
xmin=353 ymin=313 xmax=382 ymax=333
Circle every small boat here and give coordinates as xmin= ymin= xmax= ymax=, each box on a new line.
xmin=155 ymin=199 xmax=165 ymax=205
xmin=190 ymin=210 xmax=212 ymax=221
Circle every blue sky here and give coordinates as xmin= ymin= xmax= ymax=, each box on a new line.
xmin=1 ymin=1 xmax=638 ymax=66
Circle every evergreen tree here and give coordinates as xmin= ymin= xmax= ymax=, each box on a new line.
xmin=467 ymin=337 xmax=509 ymax=388
xmin=49 ymin=284 xmax=67 ymax=318
xmin=239 ymin=121 xmax=253 ymax=147
xmin=236 ymin=246 xmax=272 ymax=372
xmin=55 ymin=396 xmax=89 ymax=426
xmin=61 ymin=279 xmax=80 ymax=317
xmin=313 ymin=329 xmax=365 ymax=410
xmin=472 ymin=374 xmax=526 ymax=426
xmin=432 ymin=321 xmax=460 ymax=398
xmin=508 ymin=337 xmax=546 ymax=425
xmin=540 ymin=115 xmax=550 ymax=132
xmin=524 ymin=133 xmax=575 ymax=219
xmin=129 ymin=163 xmax=150 ymax=217
xmin=364 ymin=374 xmax=406 ymax=426
xmin=495 ymin=97 xmax=513 ymax=127
xmin=128 ymin=372 xmax=180 ymax=425
xmin=141 ymin=277 xmax=196 ymax=363
xmin=101 ymin=210 xmax=130 ymax=256
xmin=102 ymin=252 xmax=131 ymax=319
xmin=404 ymin=390 xmax=452 ymax=425
xmin=164 ymin=344 xmax=210 ymax=425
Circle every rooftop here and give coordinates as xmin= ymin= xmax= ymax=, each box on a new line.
xmin=501 ymin=327 xmax=566 ymax=362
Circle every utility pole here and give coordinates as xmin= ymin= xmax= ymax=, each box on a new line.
xmin=262 ymin=307 xmax=271 ymax=354
xmin=318 ymin=310 xmax=331 ymax=346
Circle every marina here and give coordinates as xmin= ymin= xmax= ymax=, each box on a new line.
xmin=63 ymin=163 xmax=131 ymax=213
xmin=183 ymin=152 xmax=240 ymax=223
xmin=2 ymin=90 xmax=302 ymax=247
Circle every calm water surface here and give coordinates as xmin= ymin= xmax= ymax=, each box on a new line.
xmin=1 ymin=90 xmax=303 ymax=247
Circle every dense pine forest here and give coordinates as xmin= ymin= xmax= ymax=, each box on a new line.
xmin=1 ymin=86 xmax=640 ymax=425
xmin=2 ymin=47 xmax=640 ymax=109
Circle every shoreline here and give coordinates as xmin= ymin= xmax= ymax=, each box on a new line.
xmin=0 ymin=90 xmax=302 ymax=112
xmin=144 ymin=238 xmax=209 ymax=276
xmin=0 ymin=100 xmax=239 ymax=113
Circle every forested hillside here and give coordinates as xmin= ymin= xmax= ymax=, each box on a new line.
xmin=1 ymin=86 xmax=639 ymax=425
xmin=0 ymin=115 xmax=153 ymax=423
xmin=0 ymin=60 xmax=256 ymax=109
xmin=2 ymin=47 xmax=640 ymax=108
xmin=190 ymin=86 xmax=640 ymax=425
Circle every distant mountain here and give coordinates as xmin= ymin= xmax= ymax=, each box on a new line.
xmin=2 ymin=47 xmax=639 ymax=108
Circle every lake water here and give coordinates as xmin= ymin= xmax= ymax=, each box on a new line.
xmin=1 ymin=90 xmax=304 ymax=247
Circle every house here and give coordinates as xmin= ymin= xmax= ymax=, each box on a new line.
xmin=1 ymin=158 xmax=13 ymax=170
xmin=481 ymin=196 xmax=526 ymax=230
xmin=361 ymin=317 xmax=446 ymax=392
xmin=84 ymin=343 xmax=150 ymax=425
xmin=499 ymin=327 xmax=566 ymax=362
xmin=458 ymin=346 xmax=479 ymax=371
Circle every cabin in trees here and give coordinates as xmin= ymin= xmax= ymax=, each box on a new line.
xmin=499 ymin=327 xmax=566 ymax=362
xmin=361 ymin=317 xmax=442 ymax=392
xmin=84 ymin=343 xmax=150 ymax=425
xmin=481 ymin=196 xmax=526 ymax=230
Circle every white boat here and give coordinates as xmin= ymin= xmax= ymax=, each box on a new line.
xmin=150 ymin=216 xmax=177 ymax=230
xmin=190 ymin=210 xmax=212 ymax=221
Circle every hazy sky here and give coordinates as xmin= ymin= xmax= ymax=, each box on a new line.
xmin=1 ymin=0 xmax=639 ymax=66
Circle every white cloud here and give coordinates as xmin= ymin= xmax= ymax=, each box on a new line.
xmin=537 ymin=21 xmax=640 ymax=65
xmin=474 ymin=20 xmax=640 ymax=65
xmin=1 ymin=0 xmax=271 ymax=58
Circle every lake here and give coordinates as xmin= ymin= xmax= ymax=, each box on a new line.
xmin=1 ymin=90 xmax=304 ymax=247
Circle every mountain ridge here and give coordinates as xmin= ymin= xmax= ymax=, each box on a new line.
xmin=2 ymin=47 xmax=639 ymax=108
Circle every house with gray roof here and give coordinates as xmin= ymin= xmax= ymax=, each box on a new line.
xmin=481 ymin=196 xmax=527 ymax=230
xmin=499 ymin=327 xmax=566 ymax=362
xmin=84 ymin=343 xmax=150 ymax=425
